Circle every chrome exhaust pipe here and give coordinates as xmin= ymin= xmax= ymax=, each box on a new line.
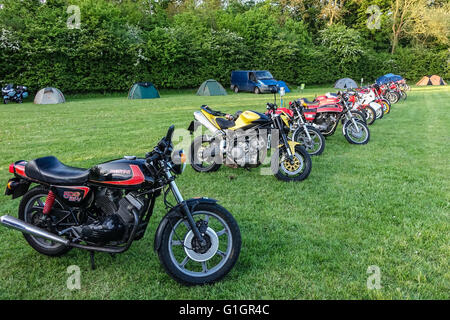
xmin=194 ymin=111 xmax=219 ymax=134
xmin=0 ymin=215 xmax=69 ymax=246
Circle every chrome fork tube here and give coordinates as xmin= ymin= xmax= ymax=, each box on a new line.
xmin=165 ymin=169 xmax=184 ymax=203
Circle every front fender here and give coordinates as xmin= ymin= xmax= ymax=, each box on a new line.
xmin=278 ymin=140 xmax=299 ymax=155
xmin=153 ymin=197 xmax=218 ymax=252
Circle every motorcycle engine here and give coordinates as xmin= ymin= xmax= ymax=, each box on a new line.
xmin=227 ymin=135 xmax=265 ymax=167
xmin=313 ymin=113 xmax=337 ymax=131
xmin=74 ymin=189 xmax=147 ymax=244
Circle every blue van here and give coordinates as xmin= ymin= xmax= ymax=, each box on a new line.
xmin=231 ymin=70 xmax=279 ymax=94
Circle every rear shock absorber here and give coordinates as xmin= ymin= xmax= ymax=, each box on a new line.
xmin=43 ymin=190 xmax=56 ymax=215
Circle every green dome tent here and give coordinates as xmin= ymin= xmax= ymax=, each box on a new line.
xmin=196 ymin=79 xmax=227 ymax=96
xmin=128 ymin=82 xmax=160 ymax=99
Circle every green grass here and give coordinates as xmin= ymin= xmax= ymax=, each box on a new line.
xmin=0 ymin=86 xmax=448 ymax=299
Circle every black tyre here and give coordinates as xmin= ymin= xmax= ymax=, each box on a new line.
xmin=254 ymin=87 xmax=260 ymax=94
xmin=190 ymin=135 xmax=222 ymax=172
xmin=292 ymin=126 xmax=325 ymax=156
xmin=272 ymin=145 xmax=312 ymax=181
xmin=381 ymin=100 xmax=390 ymax=114
xmin=400 ymin=91 xmax=407 ymax=101
xmin=343 ymin=119 xmax=370 ymax=145
xmin=350 ymin=110 xmax=367 ymax=124
xmin=233 ymin=86 xmax=239 ymax=93
xmin=18 ymin=186 xmax=72 ymax=256
xmin=374 ymin=104 xmax=384 ymax=119
xmin=364 ymin=106 xmax=376 ymax=125
xmin=157 ymin=203 xmax=241 ymax=285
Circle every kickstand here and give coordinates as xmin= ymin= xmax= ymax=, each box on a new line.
xmin=89 ymin=251 xmax=96 ymax=270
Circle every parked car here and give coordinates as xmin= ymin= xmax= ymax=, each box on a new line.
xmin=231 ymin=70 xmax=279 ymax=94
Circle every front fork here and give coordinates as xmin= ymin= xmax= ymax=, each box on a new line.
xmin=165 ymin=169 xmax=206 ymax=244
xmin=298 ymin=117 xmax=312 ymax=141
xmin=347 ymin=111 xmax=361 ymax=133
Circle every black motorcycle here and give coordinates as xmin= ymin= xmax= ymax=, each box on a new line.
xmin=1 ymin=126 xmax=241 ymax=285
xmin=2 ymin=84 xmax=28 ymax=104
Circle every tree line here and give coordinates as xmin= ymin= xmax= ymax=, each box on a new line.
xmin=0 ymin=0 xmax=448 ymax=93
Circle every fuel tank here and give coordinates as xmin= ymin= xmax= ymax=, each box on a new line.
xmin=88 ymin=157 xmax=153 ymax=189
xmin=230 ymin=111 xmax=270 ymax=130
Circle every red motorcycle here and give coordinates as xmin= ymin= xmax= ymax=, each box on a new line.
xmin=266 ymin=104 xmax=326 ymax=156
xmin=298 ymin=92 xmax=370 ymax=144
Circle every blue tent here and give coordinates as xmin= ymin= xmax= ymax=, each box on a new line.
xmin=376 ymin=74 xmax=403 ymax=84
xmin=277 ymin=81 xmax=291 ymax=93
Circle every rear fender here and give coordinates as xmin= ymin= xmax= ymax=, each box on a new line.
xmin=154 ymin=197 xmax=218 ymax=252
xmin=4 ymin=178 xmax=31 ymax=199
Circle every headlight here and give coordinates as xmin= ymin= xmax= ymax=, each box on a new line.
xmin=171 ymin=149 xmax=187 ymax=175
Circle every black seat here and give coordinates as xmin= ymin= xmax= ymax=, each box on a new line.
xmin=25 ymin=156 xmax=89 ymax=185
xmin=215 ymin=117 xmax=235 ymax=129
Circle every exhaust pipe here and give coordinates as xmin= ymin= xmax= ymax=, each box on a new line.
xmin=194 ymin=111 xmax=219 ymax=134
xmin=0 ymin=215 xmax=69 ymax=246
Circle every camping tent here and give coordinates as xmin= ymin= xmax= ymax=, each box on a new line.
xmin=196 ymin=79 xmax=227 ymax=96
xmin=277 ymin=81 xmax=291 ymax=93
xmin=34 ymin=87 xmax=65 ymax=104
xmin=376 ymin=74 xmax=403 ymax=84
xmin=416 ymin=75 xmax=447 ymax=86
xmin=128 ymin=82 xmax=160 ymax=99
xmin=334 ymin=78 xmax=358 ymax=89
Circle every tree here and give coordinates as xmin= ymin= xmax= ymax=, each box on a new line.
xmin=320 ymin=0 xmax=347 ymax=25
xmin=390 ymin=0 xmax=423 ymax=54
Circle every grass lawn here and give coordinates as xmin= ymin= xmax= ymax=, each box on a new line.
xmin=0 ymin=85 xmax=448 ymax=299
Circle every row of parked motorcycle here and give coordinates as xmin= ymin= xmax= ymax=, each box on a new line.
xmin=188 ymin=80 xmax=410 ymax=183
xmin=0 ymin=79 xmax=409 ymax=287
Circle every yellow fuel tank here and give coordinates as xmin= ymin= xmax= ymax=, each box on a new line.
xmin=229 ymin=111 xmax=262 ymax=130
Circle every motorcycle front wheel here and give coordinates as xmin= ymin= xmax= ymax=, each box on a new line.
xmin=157 ymin=203 xmax=241 ymax=285
xmin=292 ymin=126 xmax=325 ymax=156
xmin=364 ymin=106 xmax=376 ymax=125
xmin=343 ymin=120 xmax=370 ymax=145
xmin=272 ymin=145 xmax=312 ymax=181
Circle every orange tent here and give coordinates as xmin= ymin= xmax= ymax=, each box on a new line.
xmin=416 ymin=75 xmax=447 ymax=86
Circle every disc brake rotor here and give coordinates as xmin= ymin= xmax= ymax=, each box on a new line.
xmin=350 ymin=124 xmax=364 ymax=139
xmin=281 ymin=153 xmax=304 ymax=175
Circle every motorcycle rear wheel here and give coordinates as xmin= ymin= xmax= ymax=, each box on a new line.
xmin=18 ymin=186 xmax=72 ymax=256
xmin=190 ymin=135 xmax=222 ymax=173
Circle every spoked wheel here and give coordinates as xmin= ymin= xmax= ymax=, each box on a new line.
xmin=158 ymin=203 xmax=241 ymax=285
xmin=350 ymin=111 xmax=367 ymax=124
xmin=343 ymin=119 xmax=370 ymax=145
xmin=387 ymin=91 xmax=399 ymax=104
xmin=292 ymin=126 xmax=325 ymax=156
xmin=363 ymin=106 xmax=376 ymax=125
xmin=381 ymin=100 xmax=390 ymax=114
xmin=374 ymin=104 xmax=384 ymax=119
xmin=18 ymin=187 xmax=71 ymax=256
xmin=272 ymin=145 xmax=312 ymax=181
xmin=400 ymin=91 xmax=407 ymax=101
xmin=190 ymin=135 xmax=222 ymax=172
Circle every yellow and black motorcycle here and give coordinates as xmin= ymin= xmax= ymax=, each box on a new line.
xmin=187 ymin=104 xmax=312 ymax=182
